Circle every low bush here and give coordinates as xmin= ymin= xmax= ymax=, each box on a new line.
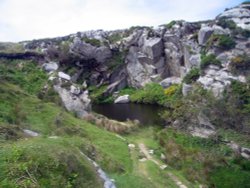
xmin=230 ymin=54 xmax=250 ymax=72
xmin=200 ymin=54 xmax=222 ymax=69
xmin=206 ymin=34 xmax=236 ymax=50
xmin=130 ymin=83 xmax=167 ymax=105
xmin=82 ymin=38 xmax=101 ymax=47
xmin=183 ymin=68 xmax=200 ymax=84
xmin=165 ymin=20 xmax=176 ymax=29
xmin=218 ymin=35 xmax=236 ymax=50
xmin=164 ymin=85 xmax=179 ymax=96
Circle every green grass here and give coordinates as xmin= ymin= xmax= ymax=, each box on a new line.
xmin=0 ymin=42 xmax=25 ymax=53
xmin=156 ymin=128 xmax=250 ymax=185
xmin=0 ymin=137 xmax=103 ymax=188
xmin=0 ymin=59 xmax=48 ymax=95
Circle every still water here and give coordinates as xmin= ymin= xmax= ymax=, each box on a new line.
xmin=92 ymin=103 xmax=164 ymax=126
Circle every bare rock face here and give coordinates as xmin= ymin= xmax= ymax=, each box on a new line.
xmin=54 ymin=84 xmax=91 ymax=118
xmin=142 ymin=38 xmax=163 ymax=60
xmin=164 ymin=34 xmax=184 ymax=77
xmin=198 ymin=26 xmax=214 ymax=45
xmin=160 ymin=77 xmax=182 ymax=88
xmin=70 ymin=38 xmax=112 ymax=63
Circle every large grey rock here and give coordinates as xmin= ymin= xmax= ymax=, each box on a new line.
xmin=241 ymin=147 xmax=250 ymax=159
xmin=114 ymin=95 xmax=130 ymax=104
xmin=182 ymin=83 xmax=193 ymax=96
xmin=123 ymin=30 xmax=143 ymax=47
xmin=43 ymin=62 xmax=58 ymax=72
xmin=58 ymin=72 xmax=71 ymax=81
xmin=54 ymin=85 xmax=91 ymax=118
xmin=70 ymin=38 xmax=112 ymax=63
xmin=23 ymin=129 xmax=39 ymax=137
xmin=198 ymin=26 xmax=214 ymax=45
xmin=142 ymin=38 xmax=163 ymax=60
xmin=164 ymin=41 xmax=183 ymax=77
xmin=126 ymin=46 xmax=153 ymax=88
xmin=160 ymin=77 xmax=182 ymax=88
xmin=70 ymin=85 xmax=81 ymax=95
xmin=95 ymin=46 xmax=112 ymax=63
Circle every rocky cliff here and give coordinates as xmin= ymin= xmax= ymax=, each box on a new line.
xmin=1 ymin=2 xmax=250 ymax=116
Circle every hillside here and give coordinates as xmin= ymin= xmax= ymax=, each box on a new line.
xmin=0 ymin=2 xmax=250 ymax=188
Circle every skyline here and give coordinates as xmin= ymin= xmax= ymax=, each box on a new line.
xmin=0 ymin=0 xmax=244 ymax=42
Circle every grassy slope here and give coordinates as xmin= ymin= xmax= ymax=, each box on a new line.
xmin=0 ymin=59 xmax=174 ymax=188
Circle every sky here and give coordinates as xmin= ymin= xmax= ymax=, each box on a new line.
xmin=0 ymin=0 xmax=244 ymax=42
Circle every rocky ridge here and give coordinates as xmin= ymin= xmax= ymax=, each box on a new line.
xmin=1 ymin=3 xmax=250 ymax=117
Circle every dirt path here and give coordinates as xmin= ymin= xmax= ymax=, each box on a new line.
xmin=138 ymin=143 xmax=188 ymax=188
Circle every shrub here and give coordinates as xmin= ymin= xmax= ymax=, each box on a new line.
xmin=164 ymin=85 xmax=179 ymax=96
xmin=165 ymin=20 xmax=176 ymax=29
xmin=183 ymin=68 xmax=200 ymax=84
xmin=217 ymin=18 xmax=237 ymax=30
xmin=217 ymin=35 xmax=236 ymax=50
xmin=82 ymin=38 xmax=101 ymax=47
xmin=130 ymin=83 xmax=168 ymax=105
xmin=206 ymin=34 xmax=236 ymax=50
xmin=200 ymin=54 xmax=221 ymax=69
xmin=230 ymin=54 xmax=250 ymax=72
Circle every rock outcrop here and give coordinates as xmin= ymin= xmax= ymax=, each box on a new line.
xmin=114 ymin=95 xmax=130 ymax=104
xmin=16 ymin=2 xmax=249 ymax=98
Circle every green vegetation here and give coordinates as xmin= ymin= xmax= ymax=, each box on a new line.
xmin=130 ymin=83 xmax=180 ymax=105
xmin=157 ymin=128 xmax=250 ymax=187
xmin=0 ymin=138 xmax=102 ymax=188
xmin=230 ymin=54 xmax=250 ymax=72
xmin=0 ymin=59 xmax=133 ymax=187
xmin=82 ymin=37 xmax=102 ymax=47
xmin=108 ymin=33 xmax=123 ymax=43
xmin=183 ymin=68 xmax=200 ymax=84
xmin=217 ymin=35 xmax=236 ymax=50
xmin=200 ymin=54 xmax=221 ymax=69
xmin=206 ymin=34 xmax=236 ymax=50
xmin=88 ymin=85 xmax=114 ymax=104
xmin=107 ymin=51 xmax=125 ymax=71
xmin=165 ymin=21 xmax=176 ymax=29
xmin=217 ymin=18 xmax=237 ymax=30
xmin=0 ymin=42 xmax=25 ymax=53
xmin=0 ymin=60 xmax=48 ymax=95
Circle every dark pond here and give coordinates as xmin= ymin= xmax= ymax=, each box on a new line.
xmin=92 ymin=103 xmax=165 ymax=126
